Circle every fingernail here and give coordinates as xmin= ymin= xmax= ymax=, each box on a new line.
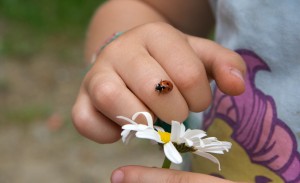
xmin=230 ymin=68 xmax=244 ymax=81
xmin=111 ymin=169 xmax=124 ymax=183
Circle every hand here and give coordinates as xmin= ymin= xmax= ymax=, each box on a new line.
xmin=72 ymin=22 xmax=246 ymax=143
xmin=111 ymin=166 xmax=236 ymax=183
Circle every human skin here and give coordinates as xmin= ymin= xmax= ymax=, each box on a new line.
xmin=72 ymin=0 xmax=246 ymax=182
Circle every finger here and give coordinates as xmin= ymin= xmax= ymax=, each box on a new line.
xmin=187 ymin=36 xmax=246 ymax=96
xmin=111 ymin=166 xmax=234 ymax=183
xmin=102 ymin=34 xmax=189 ymax=123
xmin=115 ymin=53 xmax=189 ymax=123
xmin=72 ymin=88 xmax=121 ymax=143
xmin=85 ymin=63 xmax=154 ymax=125
xmin=142 ymin=23 xmax=212 ymax=112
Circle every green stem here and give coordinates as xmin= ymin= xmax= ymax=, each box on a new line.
xmin=161 ymin=156 xmax=172 ymax=169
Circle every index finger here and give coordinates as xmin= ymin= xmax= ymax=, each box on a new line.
xmin=143 ymin=23 xmax=213 ymax=112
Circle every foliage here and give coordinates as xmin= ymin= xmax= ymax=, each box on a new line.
xmin=0 ymin=0 xmax=106 ymax=58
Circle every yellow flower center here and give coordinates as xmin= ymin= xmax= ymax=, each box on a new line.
xmin=158 ymin=131 xmax=171 ymax=143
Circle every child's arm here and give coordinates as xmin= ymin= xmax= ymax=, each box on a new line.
xmin=84 ymin=0 xmax=214 ymax=62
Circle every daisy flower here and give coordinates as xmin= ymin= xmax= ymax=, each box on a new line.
xmin=116 ymin=112 xmax=154 ymax=144
xmin=117 ymin=112 xmax=232 ymax=170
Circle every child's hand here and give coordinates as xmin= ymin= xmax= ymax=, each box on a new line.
xmin=72 ymin=22 xmax=246 ymax=143
xmin=111 ymin=165 xmax=238 ymax=183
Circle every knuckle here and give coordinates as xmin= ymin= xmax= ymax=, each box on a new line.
xmin=100 ymin=38 xmax=123 ymax=58
xmin=176 ymin=66 xmax=202 ymax=90
xmin=106 ymin=36 xmax=122 ymax=51
xmin=174 ymin=65 xmax=212 ymax=112
xmin=141 ymin=22 xmax=177 ymax=38
xmin=144 ymin=21 xmax=170 ymax=31
xmin=92 ymin=81 xmax=121 ymax=108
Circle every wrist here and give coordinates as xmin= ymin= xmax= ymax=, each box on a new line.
xmin=90 ymin=32 xmax=123 ymax=64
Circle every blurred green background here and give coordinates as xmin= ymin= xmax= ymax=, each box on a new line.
xmin=0 ymin=0 xmax=104 ymax=123
xmin=0 ymin=1 xmax=165 ymax=183
xmin=0 ymin=0 xmax=101 ymax=58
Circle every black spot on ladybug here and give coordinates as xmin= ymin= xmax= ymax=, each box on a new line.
xmin=155 ymin=80 xmax=173 ymax=94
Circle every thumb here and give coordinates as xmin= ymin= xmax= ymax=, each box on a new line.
xmin=187 ymin=35 xmax=246 ymax=96
xmin=111 ymin=165 xmax=234 ymax=183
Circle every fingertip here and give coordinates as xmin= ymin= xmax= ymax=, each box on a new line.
xmin=72 ymin=91 xmax=122 ymax=144
xmin=72 ymin=106 xmax=121 ymax=144
xmin=215 ymin=66 xmax=246 ymax=96
xmin=111 ymin=169 xmax=124 ymax=183
xmin=229 ymin=67 xmax=246 ymax=95
xmin=111 ymin=166 xmax=158 ymax=183
xmin=229 ymin=67 xmax=245 ymax=83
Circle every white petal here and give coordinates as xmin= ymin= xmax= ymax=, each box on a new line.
xmin=132 ymin=112 xmax=154 ymax=127
xmin=180 ymin=122 xmax=186 ymax=135
xmin=204 ymin=145 xmax=231 ymax=153
xmin=194 ymin=139 xmax=205 ymax=148
xmin=117 ymin=116 xmax=138 ymax=124
xmin=193 ymin=151 xmax=221 ymax=171
xmin=184 ymin=138 xmax=194 ymax=147
xmin=184 ymin=129 xmax=207 ymax=139
xmin=121 ymin=124 xmax=138 ymax=130
xmin=121 ymin=130 xmax=131 ymax=143
xmin=205 ymin=150 xmax=224 ymax=154
xmin=123 ymin=132 xmax=135 ymax=144
xmin=121 ymin=129 xmax=130 ymax=137
xmin=136 ymin=129 xmax=163 ymax=143
xmin=122 ymin=124 xmax=149 ymax=131
xmin=222 ymin=142 xmax=232 ymax=150
xmin=203 ymin=137 xmax=218 ymax=143
xmin=154 ymin=126 xmax=165 ymax=132
xmin=164 ymin=142 xmax=182 ymax=164
xmin=170 ymin=121 xmax=182 ymax=142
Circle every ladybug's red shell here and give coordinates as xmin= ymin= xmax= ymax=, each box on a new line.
xmin=155 ymin=80 xmax=173 ymax=94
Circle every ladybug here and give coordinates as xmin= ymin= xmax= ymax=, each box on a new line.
xmin=155 ymin=80 xmax=173 ymax=94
